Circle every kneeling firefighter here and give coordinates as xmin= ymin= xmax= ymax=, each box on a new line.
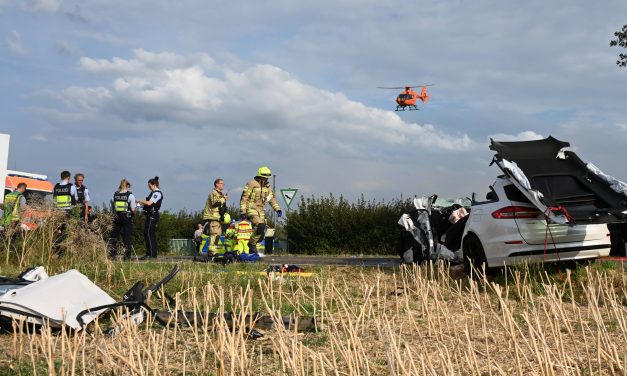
xmin=201 ymin=178 xmax=228 ymax=255
xmin=239 ymin=166 xmax=282 ymax=256
xmin=224 ymin=220 xmax=236 ymax=252
xmin=199 ymin=214 xmax=231 ymax=257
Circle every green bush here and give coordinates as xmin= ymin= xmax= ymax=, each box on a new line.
xmin=95 ymin=194 xmax=410 ymax=256
xmin=285 ymin=194 xmax=411 ymax=255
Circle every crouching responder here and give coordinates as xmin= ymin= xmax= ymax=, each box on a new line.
xmin=108 ymin=179 xmax=136 ymax=260
xmin=239 ymin=166 xmax=282 ymax=256
xmin=224 ymin=220 xmax=237 ymax=253
xmin=234 ymin=217 xmax=253 ymax=255
xmin=201 ymin=178 xmax=228 ymax=256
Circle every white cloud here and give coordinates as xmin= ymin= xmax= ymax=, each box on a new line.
xmin=21 ymin=0 xmax=59 ymax=13
xmin=6 ymin=30 xmax=25 ymax=55
xmin=59 ymin=49 xmax=474 ymax=153
xmin=616 ymin=123 xmax=627 ymax=132
xmin=487 ymin=131 xmax=544 ymax=143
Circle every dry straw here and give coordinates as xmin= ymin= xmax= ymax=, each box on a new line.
xmin=1 ymin=227 xmax=626 ymax=375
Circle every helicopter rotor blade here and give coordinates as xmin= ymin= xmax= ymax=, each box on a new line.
xmin=377 ymin=84 xmax=435 ymax=89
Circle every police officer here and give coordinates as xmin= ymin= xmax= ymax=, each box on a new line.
xmin=74 ymin=173 xmax=90 ymax=223
xmin=202 ymin=178 xmax=229 ymax=255
xmin=137 ymin=176 xmax=163 ymax=259
xmin=239 ymin=166 xmax=282 ymax=255
xmin=53 ymin=171 xmax=79 ymax=211
xmin=108 ymin=179 xmax=136 ymax=260
xmin=52 ymin=170 xmax=79 ymax=254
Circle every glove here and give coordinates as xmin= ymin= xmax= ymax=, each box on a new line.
xmin=240 ymin=214 xmax=246 ymax=220
xmin=277 ymin=210 xmax=283 ymax=218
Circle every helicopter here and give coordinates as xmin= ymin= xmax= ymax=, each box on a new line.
xmin=377 ymin=84 xmax=433 ymax=111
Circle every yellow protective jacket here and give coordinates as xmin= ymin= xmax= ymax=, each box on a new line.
xmin=2 ymin=191 xmax=23 ymax=224
xmin=235 ymin=220 xmax=253 ymax=241
xmin=202 ymin=189 xmax=227 ymax=221
xmin=225 ymin=227 xmax=236 ymax=250
xmin=235 ymin=220 xmax=253 ymax=253
xmin=239 ymin=178 xmax=280 ymax=217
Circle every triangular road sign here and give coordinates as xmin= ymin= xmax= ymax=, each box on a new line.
xmin=280 ymin=188 xmax=298 ymax=209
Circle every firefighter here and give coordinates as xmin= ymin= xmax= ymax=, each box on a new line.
xmin=73 ymin=173 xmax=90 ymax=223
xmin=108 ymin=179 xmax=136 ymax=260
xmin=137 ymin=176 xmax=163 ymax=259
xmin=201 ymin=178 xmax=228 ymax=255
xmin=2 ymin=182 xmax=27 ymax=227
xmin=239 ymin=166 xmax=282 ymax=255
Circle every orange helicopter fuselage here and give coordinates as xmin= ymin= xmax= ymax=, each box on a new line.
xmin=396 ymin=86 xmax=429 ymax=107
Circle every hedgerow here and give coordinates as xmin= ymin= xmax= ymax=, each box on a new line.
xmin=285 ymin=194 xmax=411 ymax=255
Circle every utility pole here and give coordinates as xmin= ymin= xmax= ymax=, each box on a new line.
xmin=272 ymin=174 xmax=278 ymax=254
xmin=272 ymin=174 xmax=276 ymax=225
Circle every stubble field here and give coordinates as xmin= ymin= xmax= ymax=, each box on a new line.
xmin=1 ymin=256 xmax=626 ymax=375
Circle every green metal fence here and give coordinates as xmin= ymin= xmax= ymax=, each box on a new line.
xmin=168 ymin=239 xmax=196 ymax=255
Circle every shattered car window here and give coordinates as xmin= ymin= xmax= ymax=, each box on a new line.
xmin=423 ymin=197 xmax=471 ymax=208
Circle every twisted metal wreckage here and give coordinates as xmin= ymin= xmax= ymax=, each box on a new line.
xmin=0 ymin=265 xmax=316 ymax=339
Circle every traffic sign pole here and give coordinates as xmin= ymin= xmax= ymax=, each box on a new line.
xmin=279 ymin=188 xmax=298 ymax=254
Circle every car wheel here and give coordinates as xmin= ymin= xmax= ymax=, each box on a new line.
xmin=463 ymin=234 xmax=488 ymax=276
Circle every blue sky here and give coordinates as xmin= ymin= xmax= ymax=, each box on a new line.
xmin=1 ymin=0 xmax=627 ymax=210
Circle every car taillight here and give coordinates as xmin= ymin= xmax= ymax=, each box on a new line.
xmin=491 ymin=206 xmax=541 ymax=219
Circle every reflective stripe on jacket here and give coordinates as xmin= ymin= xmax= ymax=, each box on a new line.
xmin=235 ymin=220 xmax=253 ymax=241
xmin=239 ymin=178 xmax=280 ymax=217
xmin=53 ymin=183 xmax=74 ymax=209
xmin=113 ymin=191 xmax=132 ymax=213
xmin=203 ymin=189 xmax=226 ymax=220
xmin=2 ymin=191 xmax=22 ymax=224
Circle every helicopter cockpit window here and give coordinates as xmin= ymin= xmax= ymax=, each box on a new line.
xmin=399 ymin=94 xmax=413 ymax=100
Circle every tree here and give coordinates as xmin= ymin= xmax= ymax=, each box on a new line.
xmin=610 ymin=24 xmax=627 ymax=68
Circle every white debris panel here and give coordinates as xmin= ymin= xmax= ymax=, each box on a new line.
xmin=0 ymin=269 xmax=115 ymax=330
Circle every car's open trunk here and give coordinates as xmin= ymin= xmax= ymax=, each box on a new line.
xmin=490 ymin=136 xmax=627 ymax=225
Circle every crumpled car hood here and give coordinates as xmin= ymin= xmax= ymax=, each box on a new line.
xmin=490 ymin=136 xmax=627 ymax=224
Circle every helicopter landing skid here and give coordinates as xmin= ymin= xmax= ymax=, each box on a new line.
xmin=395 ymin=105 xmax=419 ymax=111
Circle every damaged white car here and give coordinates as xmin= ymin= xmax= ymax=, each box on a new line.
xmin=399 ymin=136 xmax=627 ymax=272
xmin=463 ymin=136 xmax=627 ymax=272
